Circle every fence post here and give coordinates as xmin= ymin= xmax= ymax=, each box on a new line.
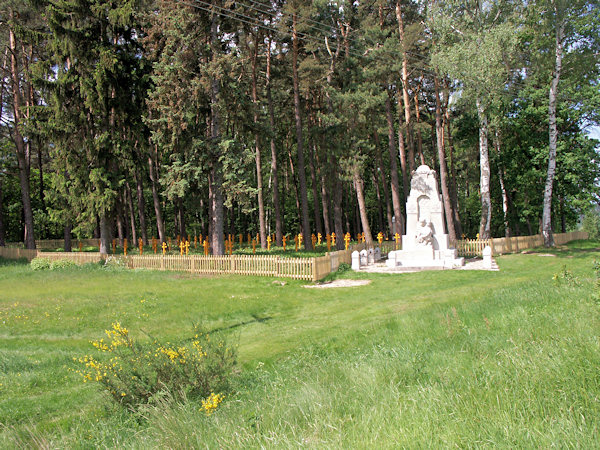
xmin=312 ymin=257 xmax=317 ymax=281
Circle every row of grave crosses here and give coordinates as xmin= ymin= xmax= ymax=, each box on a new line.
xmin=107 ymin=230 xmax=403 ymax=256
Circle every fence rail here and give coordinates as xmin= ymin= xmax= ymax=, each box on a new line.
xmin=452 ymin=231 xmax=588 ymax=257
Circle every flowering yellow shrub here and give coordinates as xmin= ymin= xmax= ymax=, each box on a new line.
xmin=75 ymin=322 xmax=236 ymax=411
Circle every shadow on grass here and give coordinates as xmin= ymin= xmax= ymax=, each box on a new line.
xmin=518 ymin=240 xmax=600 ymax=259
xmin=0 ymin=256 xmax=29 ymax=267
xmin=208 ymin=314 xmax=273 ymax=334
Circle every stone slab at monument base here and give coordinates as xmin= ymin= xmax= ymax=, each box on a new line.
xmin=386 ymin=248 xmax=464 ymax=269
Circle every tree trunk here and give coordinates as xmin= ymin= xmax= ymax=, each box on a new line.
xmin=372 ymin=171 xmax=384 ymax=234
xmin=476 ymin=97 xmax=492 ymax=239
xmin=148 ymin=152 xmax=165 ymax=243
xmin=0 ymin=179 xmax=5 ymax=246
xmin=125 ymin=181 xmax=138 ymax=244
xmin=493 ymin=129 xmax=511 ymax=238
xmin=9 ymin=20 xmax=35 ymax=249
xmin=99 ymin=214 xmax=110 ymax=254
xmin=266 ymin=34 xmax=283 ymax=246
xmin=333 ymin=172 xmax=345 ymax=250
xmin=116 ymin=198 xmax=125 ymax=247
xmin=434 ymin=76 xmax=456 ymax=241
xmin=542 ymin=17 xmax=564 ymax=247
xmin=251 ymin=33 xmax=267 ymax=249
xmin=386 ymin=90 xmax=405 ymax=236
xmin=354 ymin=171 xmax=373 ymax=245
xmin=414 ymin=82 xmax=425 ymax=166
xmin=64 ymin=222 xmax=72 ymax=252
xmin=317 ymin=148 xmax=331 ymax=237
xmin=443 ymin=79 xmax=463 ymax=237
xmin=309 ymin=142 xmax=322 ymax=236
xmin=134 ymin=166 xmax=148 ymax=245
xmin=395 ymin=1 xmax=415 ymax=173
xmin=210 ymin=14 xmax=224 ymax=255
xmin=177 ymin=196 xmax=186 ymax=240
xmin=396 ymin=91 xmax=409 ymax=199
xmin=374 ymin=131 xmax=393 ymax=233
xmin=292 ymin=14 xmax=313 ymax=250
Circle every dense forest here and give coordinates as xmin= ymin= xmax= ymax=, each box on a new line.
xmin=0 ymin=0 xmax=598 ymax=254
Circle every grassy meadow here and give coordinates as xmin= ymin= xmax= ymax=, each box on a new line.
xmin=1 ymin=240 xmax=600 ymax=447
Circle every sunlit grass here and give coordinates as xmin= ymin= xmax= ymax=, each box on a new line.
xmin=1 ymin=240 xmax=599 ymax=447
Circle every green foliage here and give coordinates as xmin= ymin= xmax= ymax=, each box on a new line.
xmin=102 ymin=256 xmax=128 ymax=271
xmin=49 ymin=259 xmax=77 ymax=270
xmin=30 ymin=257 xmax=51 ymax=271
xmin=74 ymin=323 xmax=236 ymax=412
xmin=582 ymin=209 xmax=600 ymax=239
xmin=552 ymin=265 xmax=581 ymax=286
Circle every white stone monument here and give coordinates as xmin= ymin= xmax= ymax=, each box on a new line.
xmin=386 ymin=165 xmax=464 ymax=269
xmin=482 ymin=246 xmax=493 ymax=269
xmin=351 ymin=251 xmax=360 ymax=271
xmin=360 ymin=249 xmax=368 ymax=266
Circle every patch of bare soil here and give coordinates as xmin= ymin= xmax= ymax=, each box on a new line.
xmin=303 ymin=279 xmax=372 ymax=288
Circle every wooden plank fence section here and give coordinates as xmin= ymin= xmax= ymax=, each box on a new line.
xmin=0 ymin=247 xmax=38 ymax=261
xmin=451 ymin=239 xmax=492 ymax=258
xmin=453 ymin=231 xmax=588 ymax=257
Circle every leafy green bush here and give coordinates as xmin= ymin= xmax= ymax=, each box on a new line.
xmin=30 ymin=257 xmax=51 ymax=271
xmin=103 ymin=256 xmax=128 ymax=271
xmin=582 ymin=209 xmax=600 ymax=239
xmin=75 ymin=323 xmax=236 ymax=412
xmin=50 ymin=259 xmax=77 ymax=270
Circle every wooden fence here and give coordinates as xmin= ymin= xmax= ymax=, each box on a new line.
xmin=452 ymin=230 xmax=588 ymax=257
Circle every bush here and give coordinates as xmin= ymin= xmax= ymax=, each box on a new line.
xmin=103 ymin=256 xmax=128 ymax=271
xmin=50 ymin=259 xmax=77 ymax=270
xmin=582 ymin=209 xmax=600 ymax=240
xmin=75 ymin=323 xmax=236 ymax=413
xmin=30 ymin=258 xmax=51 ymax=271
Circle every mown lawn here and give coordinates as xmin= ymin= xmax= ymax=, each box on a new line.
xmin=1 ymin=240 xmax=600 ymax=447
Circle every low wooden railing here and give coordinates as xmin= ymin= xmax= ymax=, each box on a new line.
xmin=452 ymin=231 xmax=588 ymax=257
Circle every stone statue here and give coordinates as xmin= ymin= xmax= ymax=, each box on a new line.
xmin=415 ymin=219 xmax=433 ymax=246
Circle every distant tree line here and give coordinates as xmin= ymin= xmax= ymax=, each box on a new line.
xmin=0 ymin=0 xmax=598 ymax=253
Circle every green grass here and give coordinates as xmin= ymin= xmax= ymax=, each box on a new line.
xmin=1 ymin=241 xmax=600 ymax=447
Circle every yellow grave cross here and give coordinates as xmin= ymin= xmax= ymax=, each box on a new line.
xmin=78 ymin=241 xmax=83 ymax=252
xmin=162 ymin=242 xmax=167 ymax=254
xmin=311 ymin=234 xmax=317 ymax=249
xmin=185 ymin=241 xmax=190 ymax=256
xmin=317 ymin=232 xmax=322 ymax=245
xmin=112 ymin=239 xmax=116 ymax=255
xmin=331 ymin=232 xmax=336 ymax=246
xmin=394 ymin=233 xmax=401 ymax=250
xmin=194 ymin=235 xmax=198 ymax=249
xmin=294 ymin=234 xmax=299 ymax=251
xmin=239 ymin=234 xmax=243 ymax=246
xmin=247 ymin=233 xmax=251 ymax=244
xmin=152 ymin=237 xmax=157 ymax=254
xmin=282 ymin=235 xmax=287 ymax=251
xmin=377 ymin=232 xmax=384 ymax=245
xmin=179 ymin=241 xmax=185 ymax=255
xmin=344 ymin=232 xmax=351 ymax=250
xmin=124 ymin=239 xmax=128 ymax=256
xmin=326 ymin=234 xmax=331 ymax=251
xmin=267 ymin=235 xmax=271 ymax=251
xmin=252 ymin=238 xmax=257 ymax=254
xmin=298 ymin=233 xmax=303 ymax=248
xmin=203 ymin=239 xmax=209 ymax=255
xmin=139 ymin=238 xmax=143 ymax=255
